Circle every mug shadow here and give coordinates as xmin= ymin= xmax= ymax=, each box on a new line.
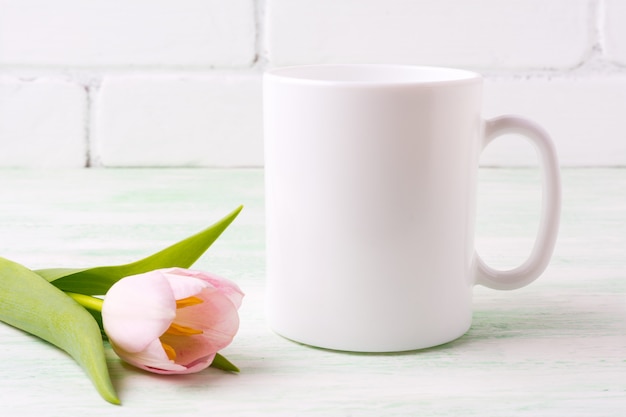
xmin=287 ymin=334 xmax=468 ymax=358
xmin=282 ymin=300 xmax=608 ymax=357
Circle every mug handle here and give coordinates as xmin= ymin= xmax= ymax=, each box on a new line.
xmin=475 ymin=115 xmax=561 ymax=290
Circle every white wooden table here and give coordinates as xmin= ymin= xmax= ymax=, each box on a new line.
xmin=0 ymin=168 xmax=624 ymax=416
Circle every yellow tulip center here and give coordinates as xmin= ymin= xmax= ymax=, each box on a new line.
xmin=161 ymin=295 xmax=205 ymax=361
xmin=175 ymin=295 xmax=204 ymax=309
xmin=162 ymin=343 xmax=177 ymax=361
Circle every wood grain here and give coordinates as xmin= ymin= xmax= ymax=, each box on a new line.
xmin=0 ymin=168 xmax=624 ymax=416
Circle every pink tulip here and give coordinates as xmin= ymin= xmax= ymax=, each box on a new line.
xmin=101 ymin=267 xmax=243 ymax=374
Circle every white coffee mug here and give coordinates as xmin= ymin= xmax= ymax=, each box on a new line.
xmin=263 ymin=64 xmax=561 ymax=352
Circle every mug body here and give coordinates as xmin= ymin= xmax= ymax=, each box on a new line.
xmin=264 ymin=65 xmax=483 ymax=352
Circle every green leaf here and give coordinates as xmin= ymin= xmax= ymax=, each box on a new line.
xmin=0 ymin=257 xmax=120 ymax=405
xmin=36 ymin=205 xmax=243 ymax=295
xmin=210 ymin=352 xmax=240 ymax=373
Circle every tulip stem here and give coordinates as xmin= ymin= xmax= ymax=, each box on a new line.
xmin=66 ymin=292 xmax=104 ymax=312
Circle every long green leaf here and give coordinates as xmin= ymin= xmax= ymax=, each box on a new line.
xmin=36 ymin=205 xmax=243 ymax=295
xmin=0 ymin=257 xmax=119 ymax=405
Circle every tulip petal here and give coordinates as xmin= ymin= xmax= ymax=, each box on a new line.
xmin=166 ymin=268 xmax=244 ymax=309
xmin=111 ymin=338 xmax=187 ymax=374
xmin=102 ymin=267 xmax=243 ymax=375
xmin=102 ymin=271 xmax=176 ymax=353
xmin=182 ymin=353 xmax=217 ymax=374
xmin=159 ymin=332 xmax=216 ymax=373
xmin=202 ymin=275 xmax=244 ymax=310
xmin=174 ymin=287 xmax=240 ymax=352
xmin=162 ymin=270 xmax=209 ymax=300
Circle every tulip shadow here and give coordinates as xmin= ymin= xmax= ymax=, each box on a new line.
xmin=107 ymin=356 xmax=241 ymax=401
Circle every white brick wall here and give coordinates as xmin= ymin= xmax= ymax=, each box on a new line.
xmin=604 ymin=0 xmax=626 ymax=65
xmin=0 ymin=77 xmax=86 ymax=167
xmin=482 ymin=76 xmax=626 ymax=167
xmin=0 ymin=0 xmax=625 ymax=167
xmin=266 ymin=0 xmax=590 ymax=70
xmin=0 ymin=0 xmax=256 ymax=67
xmin=95 ymin=74 xmax=262 ymax=167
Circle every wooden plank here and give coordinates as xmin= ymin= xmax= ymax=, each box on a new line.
xmin=0 ymin=168 xmax=624 ymax=415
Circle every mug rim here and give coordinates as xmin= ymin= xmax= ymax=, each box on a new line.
xmin=264 ymin=64 xmax=481 ymax=86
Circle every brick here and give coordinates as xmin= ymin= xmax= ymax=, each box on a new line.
xmin=0 ymin=77 xmax=87 ymax=167
xmin=266 ymin=0 xmax=590 ymax=70
xmin=604 ymin=0 xmax=626 ymax=65
xmin=482 ymin=76 xmax=626 ymax=166
xmin=0 ymin=0 xmax=256 ymax=67
xmin=95 ymin=74 xmax=262 ymax=167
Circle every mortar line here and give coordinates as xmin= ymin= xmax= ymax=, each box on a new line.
xmin=83 ymin=84 xmax=92 ymax=168
xmin=252 ymin=0 xmax=268 ymax=71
